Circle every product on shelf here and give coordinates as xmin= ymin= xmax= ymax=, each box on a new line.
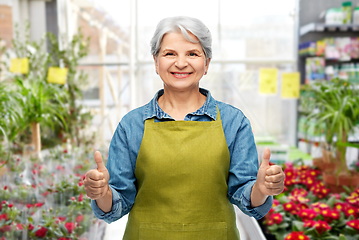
xmin=299 ymin=41 xmax=316 ymax=56
xmin=325 ymin=38 xmax=340 ymax=60
xmin=342 ymin=1 xmax=353 ymax=24
xmin=305 ymin=57 xmax=325 ymax=83
xmin=326 ymin=63 xmax=359 ymax=82
xmin=350 ymin=37 xmax=359 ymax=58
xmin=354 ymin=7 xmax=359 ymax=24
xmin=325 ymin=8 xmax=344 ymax=24
xmin=316 ymin=40 xmax=325 ymax=56
xmin=336 ymin=37 xmax=351 ymax=61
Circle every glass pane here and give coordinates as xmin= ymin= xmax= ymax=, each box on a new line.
xmin=218 ymin=0 xmax=295 ymax=60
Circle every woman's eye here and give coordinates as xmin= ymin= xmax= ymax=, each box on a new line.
xmin=189 ymin=53 xmax=198 ymax=56
xmin=165 ymin=53 xmax=174 ymax=56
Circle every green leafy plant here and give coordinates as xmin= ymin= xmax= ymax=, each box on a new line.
xmin=306 ymin=79 xmax=359 ymax=174
xmin=47 ymin=30 xmax=92 ymax=147
xmin=7 ymin=22 xmax=69 ymax=154
xmin=13 ymin=77 xmax=68 ymax=153
xmin=0 ymin=80 xmax=23 ymax=164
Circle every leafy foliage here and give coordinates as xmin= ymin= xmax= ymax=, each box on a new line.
xmin=304 ymin=79 xmax=359 ymax=173
xmin=47 ymin=30 xmax=92 ymax=147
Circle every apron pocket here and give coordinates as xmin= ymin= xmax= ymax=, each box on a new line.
xmin=139 ymin=222 xmax=227 ymax=240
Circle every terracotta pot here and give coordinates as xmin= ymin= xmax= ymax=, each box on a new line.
xmin=312 ymin=157 xmax=336 ymax=172
xmin=321 ymin=147 xmax=335 ymax=162
xmin=312 ymin=158 xmax=321 ymax=168
xmin=322 ymin=171 xmax=359 ymax=193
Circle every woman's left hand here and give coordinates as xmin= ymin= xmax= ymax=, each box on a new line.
xmin=256 ymin=148 xmax=285 ymax=196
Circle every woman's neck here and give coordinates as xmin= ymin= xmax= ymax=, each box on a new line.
xmin=158 ymin=86 xmax=206 ymax=120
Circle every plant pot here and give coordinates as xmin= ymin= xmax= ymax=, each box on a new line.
xmin=312 ymin=157 xmax=336 ymax=172
xmin=322 ymin=171 xmax=359 ymax=193
xmin=321 ymin=147 xmax=336 ymax=162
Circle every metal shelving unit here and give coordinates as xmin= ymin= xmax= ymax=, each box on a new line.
xmin=300 ymin=22 xmax=359 ymax=36
xmin=296 ymin=0 xmax=359 ymax=153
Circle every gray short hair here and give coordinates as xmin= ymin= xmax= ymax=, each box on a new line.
xmin=150 ymin=16 xmax=212 ymax=60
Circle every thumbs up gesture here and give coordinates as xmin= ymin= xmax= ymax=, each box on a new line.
xmin=84 ymin=151 xmax=110 ymax=200
xmin=256 ymin=148 xmax=285 ymax=196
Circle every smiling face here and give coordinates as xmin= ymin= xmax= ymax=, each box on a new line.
xmin=154 ymin=31 xmax=210 ymax=93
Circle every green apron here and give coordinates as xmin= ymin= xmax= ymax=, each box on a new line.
xmin=122 ymin=107 xmax=240 ymax=240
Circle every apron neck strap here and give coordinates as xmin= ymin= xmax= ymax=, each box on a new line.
xmin=149 ymin=105 xmax=221 ymax=122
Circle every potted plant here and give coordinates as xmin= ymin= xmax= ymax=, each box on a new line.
xmin=263 ymin=162 xmax=359 ymax=240
xmin=13 ymin=77 xmax=68 ymax=154
xmin=306 ymin=78 xmax=359 ymax=192
xmin=7 ymin=23 xmax=69 ymax=155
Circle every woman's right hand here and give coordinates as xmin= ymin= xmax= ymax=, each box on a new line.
xmin=84 ymin=151 xmax=110 ymax=200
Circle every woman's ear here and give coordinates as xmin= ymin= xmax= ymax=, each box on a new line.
xmin=153 ymin=54 xmax=158 ymax=73
xmin=205 ymin=58 xmax=211 ymax=73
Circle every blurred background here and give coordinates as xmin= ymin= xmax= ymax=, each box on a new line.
xmin=0 ymin=0 xmax=298 ymax=147
xmin=2 ymin=1 xmax=359 ymax=240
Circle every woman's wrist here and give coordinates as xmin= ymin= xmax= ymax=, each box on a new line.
xmin=96 ymin=185 xmax=113 ymax=213
xmin=250 ymin=182 xmax=268 ymax=208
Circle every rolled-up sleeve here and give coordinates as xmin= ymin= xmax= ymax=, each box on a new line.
xmin=90 ymin=123 xmax=137 ymax=223
xmin=227 ymin=116 xmax=273 ymax=220
xmin=91 ymin=185 xmax=122 ymax=224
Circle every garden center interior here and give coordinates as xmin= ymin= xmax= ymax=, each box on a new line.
xmin=1 ymin=0 xmax=359 ymax=239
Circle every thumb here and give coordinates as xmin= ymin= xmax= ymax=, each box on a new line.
xmin=94 ymin=151 xmax=106 ymax=172
xmin=261 ymin=147 xmax=271 ymax=168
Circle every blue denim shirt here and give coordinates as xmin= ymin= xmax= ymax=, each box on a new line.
xmin=91 ymin=88 xmax=273 ymax=223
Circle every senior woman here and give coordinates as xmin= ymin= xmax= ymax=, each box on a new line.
xmin=84 ymin=16 xmax=285 ymax=240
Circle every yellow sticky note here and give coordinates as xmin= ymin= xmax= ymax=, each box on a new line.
xmin=47 ymin=67 xmax=68 ymax=85
xmin=281 ymin=72 xmax=300 ymax=98
xmin=259 ymin=68 xmax=278 ymax=94
xmin=10 ymin=58 xmax=29 ymax=74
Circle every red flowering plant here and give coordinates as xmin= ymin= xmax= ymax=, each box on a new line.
xmin=44 ymin=175 xmax=86 ymax=207
xmin=5 ymin=184 xmax=38 ymax=205
xmin=0 ymin=201 xmax=25 ymax=240
xmin=4 ymin=156 xmax=25 ymax=175
xmin=0 ymin=186 xmax=10 ymax=201
xmin=263 ymin=161 xmax=359 ymax=240
xmin=23 ymin=199 xmax=92 ymax=240
xmin=58 ymin=194 xmax=94 ymax=238
xmin=0 ymin=145 xmax=108 ymax=240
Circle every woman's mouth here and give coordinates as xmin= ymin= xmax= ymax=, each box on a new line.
xmin=171 ymin=72 xmax=192 ymax=78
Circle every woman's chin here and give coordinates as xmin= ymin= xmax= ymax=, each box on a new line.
xmin=164 ymin=83 xmax=200 ymax=92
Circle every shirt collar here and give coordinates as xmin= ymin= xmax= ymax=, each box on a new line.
xmin=143 ymin=88 xmax=217 ymax=121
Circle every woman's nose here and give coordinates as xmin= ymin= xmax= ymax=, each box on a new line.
xmin=175 ymin=55 xmax=188 ymax=68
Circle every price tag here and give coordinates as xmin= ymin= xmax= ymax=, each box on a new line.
xmin=259 ymin=68 xmax=278 ymax=95
xmin=281 ymin=72 xmax=300 ymax=99
xmin=10 ymin=58 xmax=29 ymax=74
xmin=47 ymin=67 xmax=68 ymax=85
